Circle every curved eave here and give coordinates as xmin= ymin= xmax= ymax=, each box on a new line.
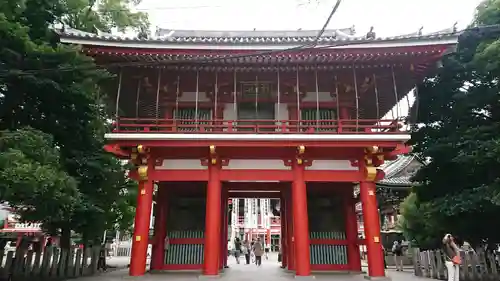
xmin=59 ymin=34 xmax=459 ymax=51
xmin=376 ymin=182 xmax=415 ymax=189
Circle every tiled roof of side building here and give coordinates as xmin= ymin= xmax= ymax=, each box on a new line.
xmin=377 ymin=155 xmax=423 ymax=187
xmin=57 ymin=25 xmax=460 ymax=46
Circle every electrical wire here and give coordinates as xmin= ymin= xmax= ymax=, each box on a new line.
xmin=0 ymin=0 xmax=344 ymax=78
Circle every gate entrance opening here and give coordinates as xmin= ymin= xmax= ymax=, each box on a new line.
xmin=144 ymin=178 xmax=373 ymax=277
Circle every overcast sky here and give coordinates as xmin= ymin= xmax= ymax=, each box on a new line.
xmin=137 ymin=0 xmax=482 ymax=36
xmin=130 ymin=0 xmax=483 ymax=120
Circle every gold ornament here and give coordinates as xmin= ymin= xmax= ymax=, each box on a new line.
xmin=211 ymin=158 xmax=217 ymax=165
xmin=297 ymin=158 xmax=303 ymax=165
xmin=365 ymin=166 xmax=377 ymax=181
xmin=137 ymin=144 xmax=146 ymax=154
xmin=366 ymin=146 xmax=379 ymax=154
xmin=298 ymin=145 xmax=305 ymax=155
xmin=137 ymin=165 xmax=148 ymax=181
xmin=209 ymin=145 xmax=216 ymax=154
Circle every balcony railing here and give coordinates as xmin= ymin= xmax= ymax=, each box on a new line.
xmin=113 ymin=118 xmax=403 ymax=134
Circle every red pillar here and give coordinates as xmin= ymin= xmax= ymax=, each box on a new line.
xmin=203 ymin=161 xmax=222 ymax=275
xmin=286 ymin=190 xmax=294 ymax=271
xmin=151 ymin=187 xmax=167 ymax=270
xmin=344 ymin=187 xmax=361 ymax=272
xmin=360 ymin=181 xmax=385 ymax=277
xmin=129 ymin=165 xmax=154 ymax=276
xmin=220 ymin=193 xmax=228 ymax=269
xmin=280 ymin=194 xmax=288 ymax=268
xmin=292 ymin=161 xmax=311 ymax=276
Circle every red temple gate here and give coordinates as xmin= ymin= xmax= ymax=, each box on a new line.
xmin=57 ymin=25 xmax=459 ymax=278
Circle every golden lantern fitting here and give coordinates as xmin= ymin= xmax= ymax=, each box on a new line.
xmin=137 ymin=144 xmax=146 ymax=154
xmin=209 ymin=145 xmax=216 ymax=154
xmin=365 ymin=166 xmax=377 ymax=181
xmin=137 ymin=165 xmax=148 ymax=181
xmin=366 ymin=146 xmax=379 ymax=154
xmin=298 ymin=145 xmax=305 ymax=155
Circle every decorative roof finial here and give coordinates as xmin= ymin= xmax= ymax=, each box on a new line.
xmin=418 ymin=26 xmax=424 ymax=36
xmin=366 ymin=26 xmax=376 ymax=39
xmin=452 ymin=22 xmax=458 ymax=33
xmin=350 ymin=25 xmax=356 ymax=35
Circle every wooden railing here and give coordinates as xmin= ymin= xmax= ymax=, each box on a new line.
xmin=113 ymin=118 xmax=403 ymax=134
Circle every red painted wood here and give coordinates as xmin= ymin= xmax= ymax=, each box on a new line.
xmin=281 ymin=193 xmax=287 ymax=268
xmin=359 ymin=180 xmax=386 ymax=278
xmin=151 ymin=188 xmax=167 ymax=270
xmin=344 ymin=188 xmax=362 ymax=272
xmin=85 ymin=45 xmax=449 ymax=59
xmin=202 ymin=163 xmax=222 ymax=276
xmin=149 ymin=169 xmax=364 ymax=183
xmin=292 ymin=161 xmax=311 ymax=276
xmin=114 ymin=118 xmax=400 ymax=134
xmin=129 ymin=172 xmax=154 ymax=276
xmin=109 ymin=139 xmax=405 ymax=149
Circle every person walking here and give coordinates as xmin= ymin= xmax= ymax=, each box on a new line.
xmin=242 ymin=240 xmax=251 ymax=265
xmin=233 ymin=237 xmax=242 ymax=264
xmin=253 ymin=238 xmax=264 ymax=266
xmin=443 ymin=234 xmax=461 ymax=281
xmin=392 ymin=241 xmax=404 ymax=271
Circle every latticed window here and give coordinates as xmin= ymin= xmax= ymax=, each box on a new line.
xmin=300 ymin=108 xmax=337 ymax=132
xmin=173 ymin=108 xmax=212 ymax=131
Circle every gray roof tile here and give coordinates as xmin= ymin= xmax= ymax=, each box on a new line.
xmin=58 ymin=26 xmax=460 ymax=45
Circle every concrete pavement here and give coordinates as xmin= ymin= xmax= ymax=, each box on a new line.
xmin=77 ymin=254 xmax=432 ymax=281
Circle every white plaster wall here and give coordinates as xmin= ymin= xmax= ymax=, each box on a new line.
xmin=156 ymin=159 xmax=356 ymax=170
xmin=156 ymin=159 xmax=207 ymax=170
xmin=275 ymin=103 xmax=289 ymax=120
xmin=302 ymin=92 xmax=334 ymax=102
xmin=223 ymin=103 xmax=237 ymax=120
xmin=305 ymin=160 xmax=358 ymax=171
xmin=224 ymin=160 xmax=290 ymax=170
xmin=178 ymin=92 xmax=210 ymax=102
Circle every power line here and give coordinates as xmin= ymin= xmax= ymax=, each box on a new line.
xmin=1 ymin=0 xmax=345 ymax=77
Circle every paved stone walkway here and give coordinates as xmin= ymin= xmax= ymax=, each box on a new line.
xmin=77 ymin=254 xmax=431 ymax=281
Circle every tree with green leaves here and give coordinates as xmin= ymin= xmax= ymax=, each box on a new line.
xmin=0 ymin=0 xmax=144 ymax=247
xmin=61 ymin=0 xmax=149 ymax=36
xmin=400 ymin=0 xmax=500 ymax=247
xmin=0 ymin=128 xmax=80 ymax=234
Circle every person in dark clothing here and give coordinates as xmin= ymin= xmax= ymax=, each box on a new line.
xmin=392 ymin=241 xmax=404 ymax=271
xmin=242 ymin=240 xmax=251 ymax=265
xmin=97 ymin=244 xmax=107 ymax=272
xmin=233 ymin=238 xmax=242 ymax=264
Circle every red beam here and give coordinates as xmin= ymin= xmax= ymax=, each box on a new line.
xmin=110 ymin=140 xmax=405 ymax=149
xmin=149 ymin=147 xmax=364 ymax=160
xmin=225 ymin=182 xmax=287 ymax=190
xmin=151 ymin=170 xmax=208 ymax=181
xmin=304 ymin=170 xmax=364 ymax=182
xmin=220 ymin=169 xmax=293 ymax=181
xmin=149 ymin=169 xmax=364 ymax=182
